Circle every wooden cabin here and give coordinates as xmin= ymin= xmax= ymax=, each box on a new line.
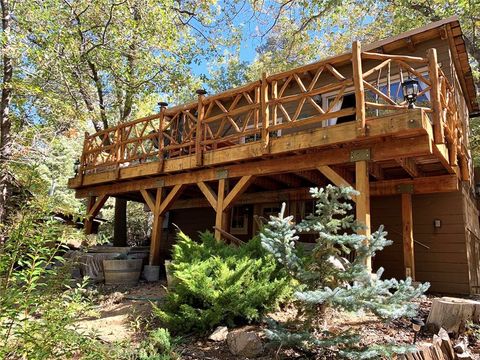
xmin=68 ymin=17 xmax=480 ymax=294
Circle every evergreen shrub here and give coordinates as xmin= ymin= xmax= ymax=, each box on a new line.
xmin=154 ymin=231 xmax=293 ymax=334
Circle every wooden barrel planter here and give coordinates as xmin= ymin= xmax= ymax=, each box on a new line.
xmin=103 ymin=258 xmax=143 ymax=285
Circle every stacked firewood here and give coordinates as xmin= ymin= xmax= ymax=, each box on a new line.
xmin=399 ymin=328 xmax=474 ymax=360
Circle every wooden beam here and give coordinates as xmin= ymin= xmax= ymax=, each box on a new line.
xmin=149 ymin=188 xmax=164 ymax=266
xmin=169 ymin=175 xmax=461 ymax=210
xmin=370 ymin=174 xmax=458 ymax=196
xmin=71 ymin=109 xmax=430 ymax=190
xmin=253 ymin=176 xmax=283 ymax=190
xmin=352 ymin=41 xmax=366 ymax=136
xmin=196 ymin=92 xmax=206 ymax=166
xmin=295 ymin=170 xmax=326 ymax=186
xmin=356 ymin=160 xmax=371 ymax=270
xmin=84 ymin=196 xmax=96 ymax=235
xmin=396 ymin=158 xmax=421 ymax=178
xmin=402 ymin=193 xmax=415 ymax=280
xmin=87 ymin=194 xmax=109 ymax=218
xmin=215 ymin=179 xmax=226 ymax=240
xmin=75 ymin=134 xmax=433 ymax=198
xmin=273 ymin=173 xmax=303 ymax=188
xmin=318 ymin=165 xmax=353 ymax=188
xmin=427 ymin=48 xmax=444 ymax=144
xmin=223 ymin=175 xmax=254 ymax=211
xmin=158 ymin=184 xmax=186 ymax=216
xmin=197 ymin=181 xmax=217 ymax=209
xmin=140 ymin=189 xmax=155 ymax=212
xmin=261 ymin=72 xmax=270 ymax=150
xmin=369 ymin=162 xmax=384 ymax=180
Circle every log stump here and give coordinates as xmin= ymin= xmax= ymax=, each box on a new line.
xmin=426 ymin=297 xmax=480 ymax=335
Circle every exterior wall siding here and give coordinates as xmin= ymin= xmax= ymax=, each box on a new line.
xmin=164 ymin=189 xmax=474 ymax=294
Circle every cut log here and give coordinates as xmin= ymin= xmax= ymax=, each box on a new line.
xmin=426 ymin=297 xmax=480 ymax=335
xmin=437 ymin=328 xmax=455 ymax=359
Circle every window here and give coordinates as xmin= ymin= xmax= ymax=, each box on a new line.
xmin=261 ymin=204 xmax=282 ymax=219
xmin=230 ymin=206 xmax=249 ymax=235
xmin=241 ymin=118 xmax=283 ymax=144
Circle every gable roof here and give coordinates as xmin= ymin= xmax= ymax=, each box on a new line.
xmin=365 ymin=16 xmax=478 ymax=116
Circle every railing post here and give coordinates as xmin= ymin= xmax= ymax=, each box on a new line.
xmin=79 ymin=131 xmax=89 ymax=185
xmin=157 ymin=102 xmax=168 ymax=172
xmin=261 ymin=72 xmax=270 ymax=151
xmin=352 ymin=41 xmax=366 ymax=136
xmin=115 ymin=126 xmax=122 ymax=179
xmin=196 ymin=89 xmax=207 ymax=166
xmin=427 ymin=48 xmax=444 ymax=144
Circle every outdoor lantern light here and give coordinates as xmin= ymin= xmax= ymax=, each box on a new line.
xmin=402 ymin=77 xmax=420 ymax=109
xmin=73 ymin=159 xmax=80 ymax=176
xmin=410 ymin=317 xmax=424 ymax=344
xmin=158 ymin=101 xmax=168 ymax=109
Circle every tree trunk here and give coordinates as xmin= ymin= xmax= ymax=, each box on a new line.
xmin=0 ymin=0 xmax=12 ymax=228
xmin=426 ymin=297 xmax=480 ymax=335
xmin=113 ymin=197 xmax=127 ymax=247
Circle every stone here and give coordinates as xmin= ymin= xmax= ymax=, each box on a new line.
xmin=208 ymin=326 xmax=228 ymax=342
xmin=456 ymin=354 xmax=473 ymax=359
xmin=227 ymin=330 xmax=263 ymax=358
xmin=453 ymin=342 xmax=467 ymax=354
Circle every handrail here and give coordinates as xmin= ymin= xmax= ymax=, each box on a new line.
xmin=77 ymin=42 xmax=467 ymax=178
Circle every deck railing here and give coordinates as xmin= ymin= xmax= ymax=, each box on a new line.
xmin=79 ymin=42 xmax=467 ymax=177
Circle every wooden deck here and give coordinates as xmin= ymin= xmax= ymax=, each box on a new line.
xmin=68 ymin=40 xmax=473 ymax=272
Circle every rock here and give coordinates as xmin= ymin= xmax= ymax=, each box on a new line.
xmin=456 ymin=354 xmax=473 ymax=359
xmin=227 ymin=330 xmax=263 ymax=358
xmin=208 ymin=326 xmax=228 ymax=342
xmin=454 ymin=343 xmax=466 ymax=354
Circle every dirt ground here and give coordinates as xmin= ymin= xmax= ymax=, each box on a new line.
xmin=76 ymin=282 xmax=480 ymax=359
xmin=75 ymin=281 xmax=167 ymax=343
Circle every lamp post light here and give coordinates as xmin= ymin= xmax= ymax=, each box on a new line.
xmin=402 ymin=77 xmax=420 ymax=109
xmin=410 ymin=317 xmax=424 ymax=344
xmin=158 ymin=101 xmax=168 ymax=109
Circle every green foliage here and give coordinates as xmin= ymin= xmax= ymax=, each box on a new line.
xmin=154 ymin=231 xmax=293 ymax=334
xmin=137 ymin=328 xmax=180 ymax=360
xmin=0 ymin=199 xmax=110 ymax=359
xmin=98 ymin=199 xmax=152 ymax=246
xmin=260 ymin=185 xmax=429 ymax=359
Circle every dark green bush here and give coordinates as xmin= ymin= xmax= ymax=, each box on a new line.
xmin=154 ymin=231 xmax=293 ymax=334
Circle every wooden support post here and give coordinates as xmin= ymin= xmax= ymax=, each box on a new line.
xmin=157 ymin=103 xmax=167 ymax=172
xmin=149 ymin=184 xmax=186 ymax=265
xmin=195 ymin=90 xmax=206 ymax=166
xmin=261 ymin=72 xmax=270 ymax=151
xmin=215 ymin=179 xmax=226 ymax=241
xmin=355 ymin=160 xmax=371 ymax=270
xmin=115 ymin=126 xmax=122 ymax=179
xmin=79 ymin=132 xmax=89 ymax=186
xmin=149 ymin=188 xmax=164 ymax=266
xmin=84 ymin=195 xmax=109 ymax=235
xmin=427 ymin=48 xmax=444 ymax=144
xmin=352 ymin=41 xmax=366 ymax=136
xmin=84 ymin=196 xmax=96 ymax=235
xmin=401 ymin=193 xmax=415 ymax=280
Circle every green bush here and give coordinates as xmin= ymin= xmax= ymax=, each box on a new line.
xmin=0 ymin=200 xmax=111 ymax=359
xmin=137 ymin=328 xmax=179 ymax=360
xmin=154 ymin=231 xmax=293 ymax=334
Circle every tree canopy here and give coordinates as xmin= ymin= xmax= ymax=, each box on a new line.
xmin=0 ymin=0 xmax=478 ymax=221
